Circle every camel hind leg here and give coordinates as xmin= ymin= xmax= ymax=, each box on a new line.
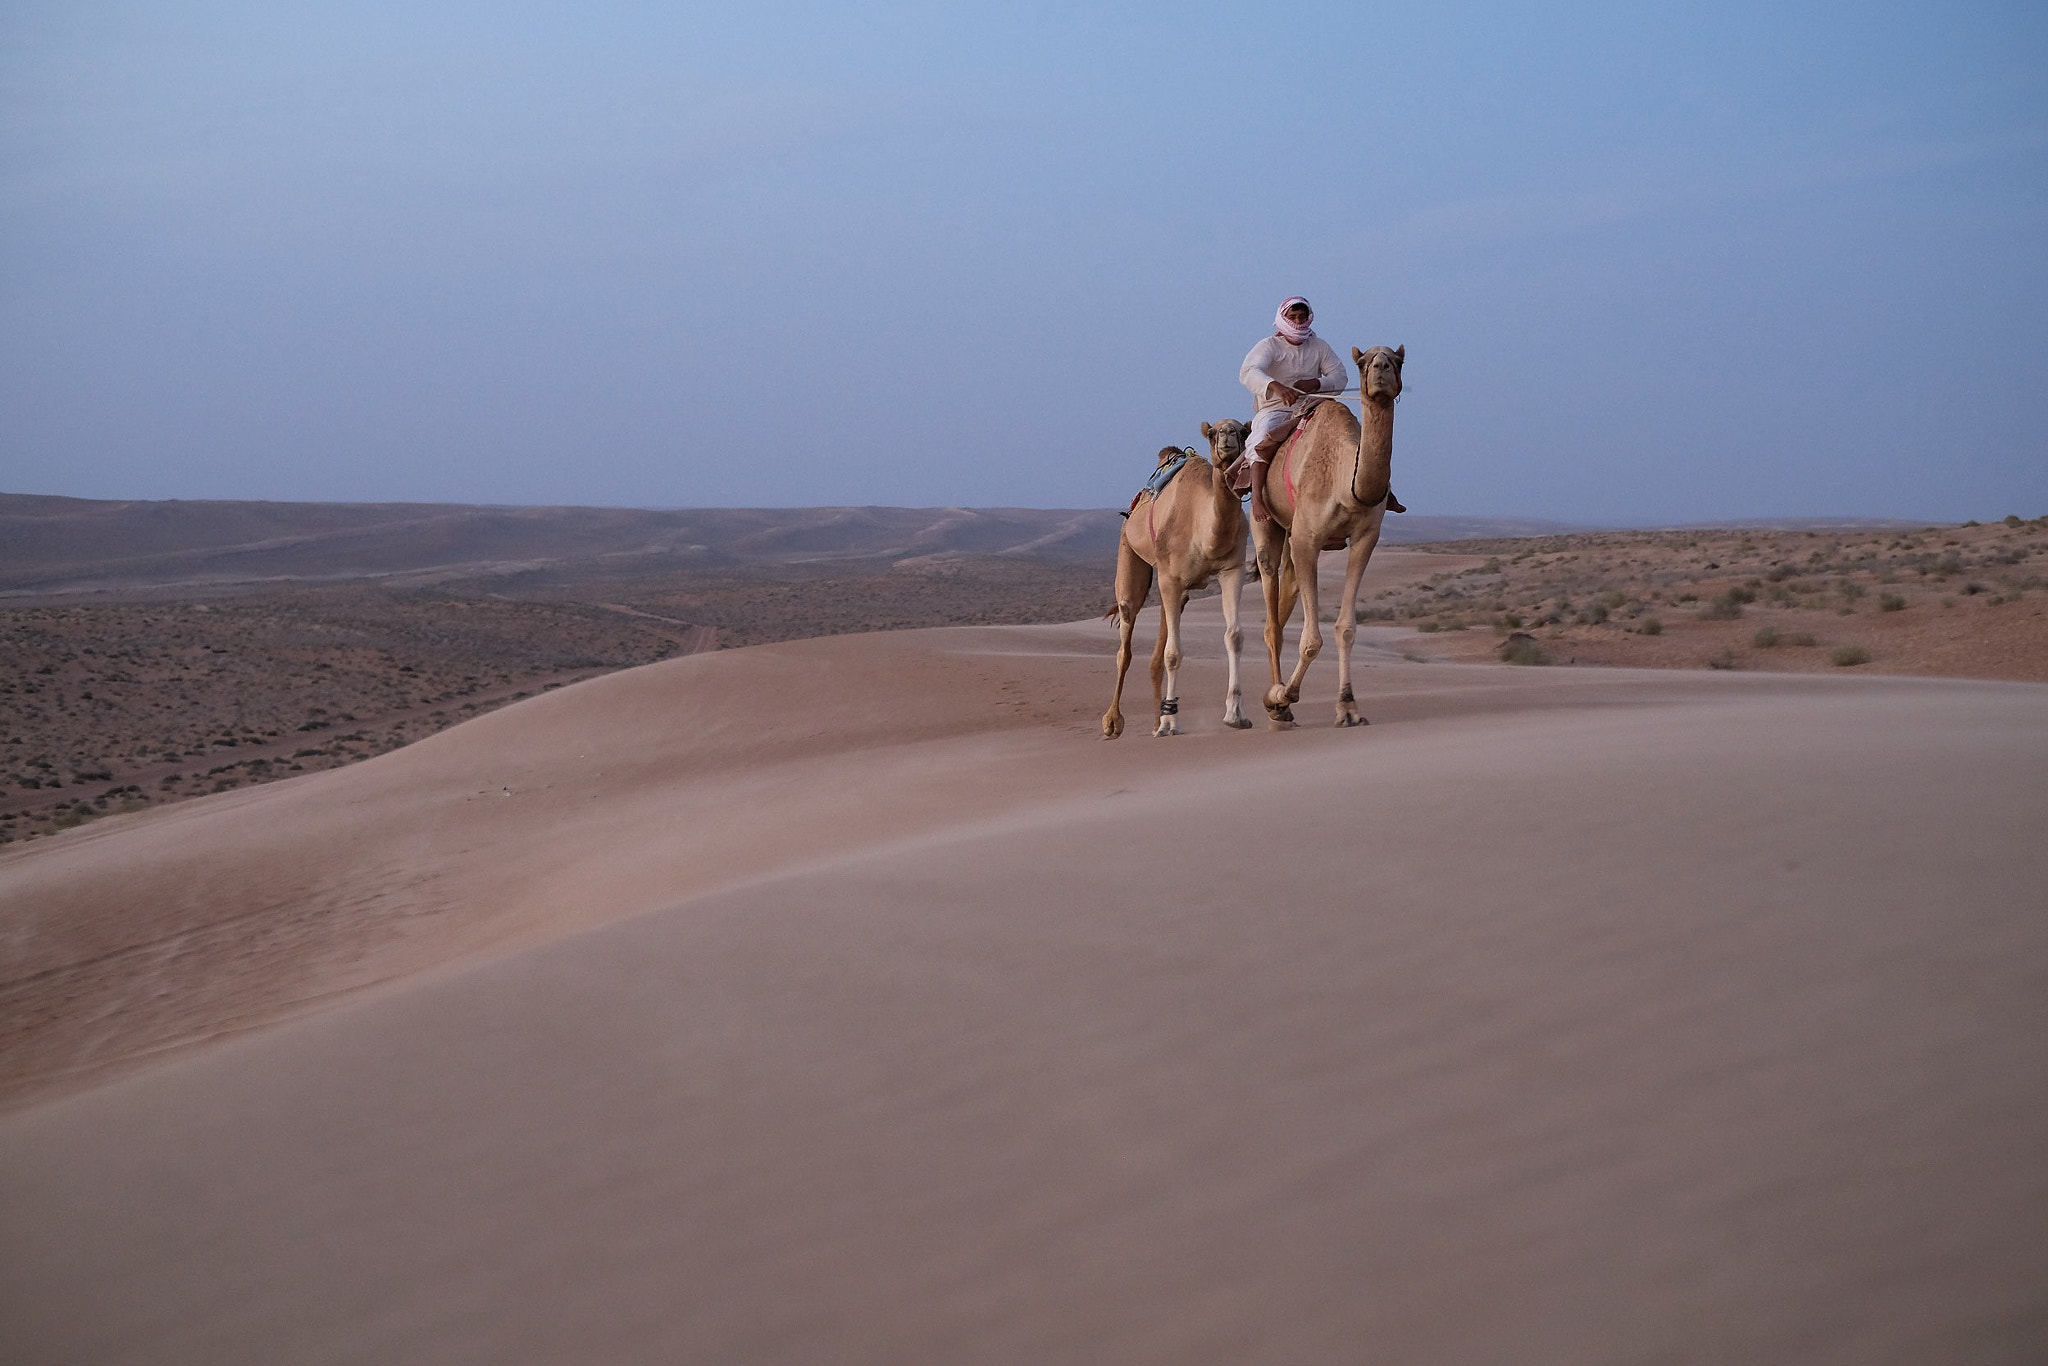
xmin=1253 ymin=519 xmax=1291 ymax=713
xmin=1102 ymin=543 xmax=1153 ymax=739
xmin=1261 ymin=544 xmax=1302 ymax=725
xmin=1276 ymin=532 xmax=1324 ymax=714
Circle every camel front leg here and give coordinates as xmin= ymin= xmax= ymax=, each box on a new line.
xmin=1333 ymin=517 xmax=1383 ymax=727
xmin=1151 ymin=579 xmax=1189 ymax=736
xmin=1279 ymin=533 xmax=1324 ymax=711
xmin=1218 ymin=561 xmax=1252 ymax=729
xmin=1102 ymin=544 xmax=1153 ymax=739
xmin=1252 ymin=519 xmax=1290 ymax=708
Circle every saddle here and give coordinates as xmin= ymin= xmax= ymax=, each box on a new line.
xmin=1223 ymin=400 xmax=1327 ymax=497
xmin=1122 ymin=446 xmax=1198 ymax=516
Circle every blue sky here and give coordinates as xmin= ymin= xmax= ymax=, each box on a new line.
xmin=3 ymin=1 xmax=2044 ymax=522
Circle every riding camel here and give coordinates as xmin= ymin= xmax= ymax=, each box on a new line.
xmin=1102 ymin=419 xmax=1253 ymax=738
xmin=1252 ymin=344 xmax=1404 ymax=727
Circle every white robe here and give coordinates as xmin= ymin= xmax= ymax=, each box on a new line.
xmin=1240 ymin=334 xmax=1348 ymax=461
xmin=1239 ymin=334 xmax=1348 ymax=416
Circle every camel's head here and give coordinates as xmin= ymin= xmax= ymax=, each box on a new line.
xmin=1200 ymin=418 xmax=1249 ymax=466
xmin=1352 ymin=345 xmax=1405 ymax=403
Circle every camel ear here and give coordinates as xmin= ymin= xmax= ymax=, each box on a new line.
xmin=1200 ymin=421 xmax=1214 ymax=439
xmin=1394 ymin=345 xmax=1405 ymax=367
xmin=1351 ymin=346 xmax=1366 ymax=367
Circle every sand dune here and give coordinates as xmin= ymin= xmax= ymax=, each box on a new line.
xmin=3 ymin=570 xmax=2045 ymax=1363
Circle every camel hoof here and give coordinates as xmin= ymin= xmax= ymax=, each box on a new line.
xmin=1152 ymin=719 xmax=1179 ymax=738
xmin=1224 ymin=716 xmax=1253 ymax=730
xmin=1102 ymin=713 xmax=1124 ymax=740
xmin=1336 ymin=713 xmax=1369 ymax=728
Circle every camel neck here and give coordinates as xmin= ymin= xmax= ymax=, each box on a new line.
xmin=1354 ymin=398 xmax=1394 ymax=508
xmin=1201 ymin=448 xmax=1242 ymax=546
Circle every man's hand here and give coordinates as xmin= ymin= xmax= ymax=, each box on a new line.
xmin=1268 ymin=381 xmax=1302 ymax=404
xmin=1296 ymin=377 xmax=1321 ymax=393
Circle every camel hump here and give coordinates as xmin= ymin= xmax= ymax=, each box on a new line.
xmin=1304 ymin=396 xmax=1349 ymax=429
xmin=1269 ymin=399 xmax=1345 ymax=456
xmin=1135 ymin=447 xmax=1197 ymax=505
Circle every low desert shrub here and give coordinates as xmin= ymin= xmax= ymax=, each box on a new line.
xmin=1786 ymin=631 xmax=1818 ymax=646
xmin=1878 ymin=593 xmax=1905 ymax=611
xmin=1752 ymin=625 xmax=1780 ymax=648
xmin=1707 ymin=649 xmax=1738 ymax=670
xmin=1415 ymin=620 xmax=1441 ymax=633
xmin=1640 ymin=618 xmax=1663 ymax=636
xmin=1499 ymin=637 xmax=1547 ymax=666
xmin=1830 ymin=645 xmax=1872 ymax=667
xmin=1698 ymin=594 xmax=1744 ymax=620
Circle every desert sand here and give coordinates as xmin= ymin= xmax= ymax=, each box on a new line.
xmin=3 ymin=549 xmax=2046 ymax=1364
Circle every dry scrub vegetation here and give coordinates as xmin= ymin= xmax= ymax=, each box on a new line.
xmin=0 ymin=559 xmax=1107 ymax=844
xmin=1370 ymin=516 xmax=2048 ymax=681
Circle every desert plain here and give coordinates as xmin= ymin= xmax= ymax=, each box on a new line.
xmin=2 ymin=497 xmax=2046 ymax=1364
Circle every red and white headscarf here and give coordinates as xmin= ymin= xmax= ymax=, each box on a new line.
xmin=1274 ymin=296 xmax=1315 ymax=345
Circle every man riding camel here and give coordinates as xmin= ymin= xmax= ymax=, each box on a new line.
xmin=1238 ymin=296 xmax=1404 ymax=522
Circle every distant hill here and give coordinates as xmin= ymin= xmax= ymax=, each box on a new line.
xmin=0 ymin=497 xmax=1132 ymax=593
xmin=0 ymin=494 xmax=1612 ymax=594
xmin=1377 ymin=515 xmax=1593 ymax=543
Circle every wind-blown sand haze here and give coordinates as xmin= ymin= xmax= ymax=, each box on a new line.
xmin=3 ymin=562 xmax=2046 ymax=1364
